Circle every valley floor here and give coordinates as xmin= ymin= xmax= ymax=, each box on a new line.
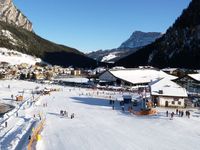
xmin=0 ymin=80 xmax=200 ymax=150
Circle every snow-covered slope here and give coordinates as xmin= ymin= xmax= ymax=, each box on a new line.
xmin=1 ymin=80 xmax=200 ymax=150
xmin=101 ymin=53 xmax=118 ymax=62
xmin=0 ymin=47 xmax=41 ymax=65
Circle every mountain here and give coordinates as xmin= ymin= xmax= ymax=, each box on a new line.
xmin=0 ymin=0 xmax=97 ymax=68
xmin=87 ymin=31 xmax=162 ymax=63
xmin=116 ymin=0 xmax=200 ymax=69
xmin=0 ymin=0 xmax=32 ymax=31
xmin=119 ymin=31 xmax=162 ymax=49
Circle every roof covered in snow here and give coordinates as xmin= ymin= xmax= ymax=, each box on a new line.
xmin=108 ymin=68 xmax=177 ymax=85
xmin=150 ymin=78 xmax=188 ymax=97
xmin=188 ymin=73 xmax=200 ymax=82
xmin=162 ymin=68 xmax=178 ymax=72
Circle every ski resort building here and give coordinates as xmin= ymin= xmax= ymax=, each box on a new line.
xmin=174 ymin=73 xmax=200 ymax=96
xmin=150 ymin=78 xmax=188 ymax=108
xmin=98 ymin=68 xmax=177 ymax=87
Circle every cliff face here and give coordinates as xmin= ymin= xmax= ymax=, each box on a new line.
xmin=0 ymin=0 xmax=33 ymax=31
xmin=119 ymin=31 xmax=162 ymax=49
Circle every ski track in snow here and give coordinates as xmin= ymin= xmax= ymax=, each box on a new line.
xmin=0 ymin=80 xmax=200 ymax=150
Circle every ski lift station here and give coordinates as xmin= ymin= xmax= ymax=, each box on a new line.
xmin=99 ymin=68 xmax=177 ymax=87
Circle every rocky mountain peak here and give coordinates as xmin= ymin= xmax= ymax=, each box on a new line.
xmin=119 ymin=31 xmax=162 ymax=49
xmin=0 ymin=0 xmax=11 ymax=5
xmin=0 ymin=0 xmax=33 ymax=31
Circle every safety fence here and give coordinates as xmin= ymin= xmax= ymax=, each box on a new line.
xmin=27 ymin=119 xmax=45 ymax=150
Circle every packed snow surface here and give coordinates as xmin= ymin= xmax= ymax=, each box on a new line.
xmin=0 ymin=80 xmax=200 ymax=150
xmin=36 ymin=89 xmax=200 ymax=150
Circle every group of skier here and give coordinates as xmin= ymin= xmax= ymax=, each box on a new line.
xmin=60 ymin=110 xmax=68 ymax=117
xmin=166 ymin=109 xmax=191 ymax=119
xmin=60 ymin=110 xmax=75 ymax=119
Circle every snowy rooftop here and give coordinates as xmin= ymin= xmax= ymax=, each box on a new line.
xmin=162 ymin=68 xmax=178 ymax=72
xmin=150 ymin=78 xmax=188 ymax=97
xmin=109 ymin=68 xmax=177 ymax=85
xmin=188 ymin=73 xmax=200 ymax=82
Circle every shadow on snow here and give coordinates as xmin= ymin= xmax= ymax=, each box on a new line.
xmin=71 ymin=96 xmax=110 ymax=107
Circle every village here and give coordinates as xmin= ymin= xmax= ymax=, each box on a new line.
xmin=1 ymin=62 xmax=200 ymax=150
xmin=2 ymin=60 xmax=200 ymax=108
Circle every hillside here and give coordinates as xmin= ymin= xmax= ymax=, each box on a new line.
xmin=0 ymin=0 xmax=98 ymax=68
xmin=0 ymin=21 xmax=97 ymax=68
xmin=116 ymin=0 xmax=200 ymax=69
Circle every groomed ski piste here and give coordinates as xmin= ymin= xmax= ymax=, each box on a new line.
xmin=0 ymin=79 xmax=200 ymax=150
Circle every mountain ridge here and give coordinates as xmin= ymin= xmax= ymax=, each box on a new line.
xmin=116 ymin=0 xmax=200 ymax=69
xmin=87 ymin=31 xmax=162 ymax=63
xmin=119 ymin=31 xmax=162 ymax=49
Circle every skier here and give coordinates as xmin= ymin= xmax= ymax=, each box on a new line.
xmin=60 ymin=110 xmax=63 ymax=116
xmin=28 ymin=135 xmax=31 ymax=141
xmin=39 ymin=115 xmax=42 ymax=120
xmin=181 ymin=111 xmax=184 ymax=117
xmin=185 ymin=111 xmax=188 ymax=117
xmin=5 ymin=121 xmax=7 ymax=128
xmin=166 ymin=110 xmax=169 ymax=117
xmin=122 ymin=105 xmax=125 ymax=112
xmin=64 ymin=111 xmax=68 ymax=117
xmin=176 ymin=109 xmax=178 ymax=115
xmin=188 ymin=111 xmax=190 ymax=118
xmin=71 ymin=113 xmax=74 ymax=119
xmin=178 ymin=110 xmax=181 ymax=117
xmin=171 ymin=112 xmax=174 ymax=119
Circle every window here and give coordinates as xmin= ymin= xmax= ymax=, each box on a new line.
xmin=178 ymin=101 xmax=182 ymax=105
xmin=174 ymin=98 xmax=179 ymax=101
xmin=172 ymin=101 xmax=175 ymax=104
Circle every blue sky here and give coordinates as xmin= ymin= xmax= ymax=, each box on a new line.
xmin=14 ymin=0 xmax=191 ymax=52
